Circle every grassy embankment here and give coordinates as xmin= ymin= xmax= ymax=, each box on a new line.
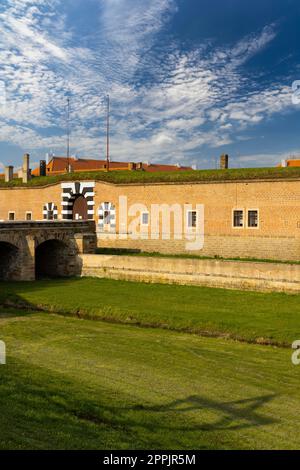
xmin=0 ymin=309 xmax=299 ymax=450
xmin=96 ymin=247 xmax=300 ymax=265
xmin=1 ymin=278 xmax=300 ymax=346
xmin=1 ymin=166 xmax=300 ymax=187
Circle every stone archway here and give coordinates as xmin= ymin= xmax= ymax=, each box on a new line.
xmin=35 ymin=238 xmax=81 ymax=279
xmin=0 ymin=241 xmax=20 ymax=280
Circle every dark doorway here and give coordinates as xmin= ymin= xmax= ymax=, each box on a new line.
xmin=0 ymin=242 xmax=19 ymax=280
xmin=72 ymin=195 xmax=88 ymax=220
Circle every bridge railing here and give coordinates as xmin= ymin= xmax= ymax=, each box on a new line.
xmin=0 ymin=220 xmax=96 ymax=231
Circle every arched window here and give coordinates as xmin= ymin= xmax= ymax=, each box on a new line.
xmin=98 ymin=202 xmax=116 ymax=232
xmin=43 ymin=203 xmax=58 ymax=220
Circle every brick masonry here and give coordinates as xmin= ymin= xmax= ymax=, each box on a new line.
xmin=0 ymin=177 xmax=299 ymax=261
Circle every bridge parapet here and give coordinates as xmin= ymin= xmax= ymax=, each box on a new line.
xmin=0 ymin=220 xmax=96 ymax=232
xmin=0 ymin=221 xmax=97 ymax=281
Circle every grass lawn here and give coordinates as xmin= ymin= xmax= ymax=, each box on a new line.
xmin=1 ymin=166 xmax=300 ymax=188
xmin=0 ymin=309 xmax=299 ymax=450
xmin=0 ymin=278 xmax=300 ymax=346
xmin=95 ymin=247 xmax=300 ymax=265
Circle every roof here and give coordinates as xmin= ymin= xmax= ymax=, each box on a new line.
xmin=277 ymin=159 xmax=300 ymax=168
xmin=31 ymin=157 xmax=194 ymax=176
xmin=286 ymin=159 xmax=300 ymax=167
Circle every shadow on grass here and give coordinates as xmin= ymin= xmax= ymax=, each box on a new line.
xmin=0 ymin=278 xmax=85 ymax=313
xmin=134 ymin=394 xmax=277 ymax=431
xmin=0 ymin=308 xmax=35 ymax=319
xmin=0 ymin=356 xmax=278 ymax=450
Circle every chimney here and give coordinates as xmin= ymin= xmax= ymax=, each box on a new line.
xmin=4 ymin=166 xmax=14 ymax=183
xmin=220 ymin=154 xmax=229 ymax=170
xmin=22 ymin=153 xmax=30 ymax=183
xmin=40 ymin=160 xmax=47 ymax=177
xmin=281 ymin=159 xmax=287 ymax=168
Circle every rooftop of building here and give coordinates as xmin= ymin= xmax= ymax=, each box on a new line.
xmin=278 ymin=158 xmax=300 ymax=168
xmin=1 ymin=165 xmax=300 ymax=188
xmin=31 ymin=156 xmax=193 ymax=176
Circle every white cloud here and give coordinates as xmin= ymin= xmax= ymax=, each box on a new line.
xmin=0 ymin=1 xmax=293 ymax=169
xmin=233 ymin=150 xmax=300 ymax=168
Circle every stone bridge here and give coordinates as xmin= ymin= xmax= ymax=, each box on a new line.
xmin=0 ymin=221 xmax=97 ymax=281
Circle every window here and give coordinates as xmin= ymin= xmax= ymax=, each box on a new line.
xmin=141 ymin=212 xmax=149 ymax=226
xmin=248 ymin=210 xmax=258 ymax=228
xmin=43 ymin=203 xmax=58 ymax=220
xmin=187 ymin=211 xmax=197 ymax=228
xmin=8 ymin=212 xmax=15 ymax=221
xmin=98 ymin=202 xmax=116 ymax=232
xmin=104 ymin=210 xmax=111 ymax=224
xmin=233 ymin=210 xmax=244 ymax=228
xmin=26 ymin=212 xmax=32 ymax=221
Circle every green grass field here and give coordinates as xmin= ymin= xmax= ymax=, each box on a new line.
xmin=0 ymin=309 xmax=299 ymax=450
xmin=1 ymin=278 xmax=300 ymax=346
xmin=1 ymin=278 xmax=300 ymax=449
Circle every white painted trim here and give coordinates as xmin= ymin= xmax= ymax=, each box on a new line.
xmin=80 ymin=182 xmax=95 ymax=188
xmin=61 ymin=182 xmax=76 ymax=190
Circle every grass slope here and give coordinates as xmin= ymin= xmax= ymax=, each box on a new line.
xmin=0 ymin=310 xmax=299 ymax=450
xmin=1 ymin=166 xmax=300 ymax=188
xmin=96 ymin=247 xmax=300 ymax=265
xmin=1 ymin=278 xmax=300 ymax=346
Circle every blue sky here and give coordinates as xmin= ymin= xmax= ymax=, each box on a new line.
xmin=0 ymin=0 xmax=300 ymax=170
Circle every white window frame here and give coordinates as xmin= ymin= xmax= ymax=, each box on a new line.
xmin=247 ymin=208 xmax=259 ymax=229
xmin=187 ymin=210 xmax=197 ymax=229
xmin=141 ymin=211 xmax=149 ymax=226
xmin=232 ymin=208 xmax=244 ymax=229
xmin=25 ymin=211 xmax=32 ymax=221
xmin=8 ymin=211 xmax=15 ymax=221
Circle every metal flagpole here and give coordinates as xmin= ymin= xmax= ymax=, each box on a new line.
xmin=67 ymin=96 xmax=70 ymax=173
xmin=106 ymin=94 xmax=110 ymax=172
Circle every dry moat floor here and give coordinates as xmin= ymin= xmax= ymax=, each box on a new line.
xmin=0 ymin=278 xmax=300 ymax=449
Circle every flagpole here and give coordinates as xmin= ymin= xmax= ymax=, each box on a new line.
xmin=106 ymin=94 xmax=110 ymax=172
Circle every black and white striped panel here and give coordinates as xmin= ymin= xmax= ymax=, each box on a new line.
xmin=43 ymin=202 xmax=58 ymax=220
xmin=98 ymin=202 xmax=116 ymax=232
xmin=61 ymin=181 xmax=95 ymax=220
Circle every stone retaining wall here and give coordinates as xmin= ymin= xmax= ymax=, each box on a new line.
xmin=80 ymin=254 xmax=300 ymax=293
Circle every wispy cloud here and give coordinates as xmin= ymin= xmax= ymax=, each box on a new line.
xmin=0 ymin=0 xmax=295 ymax=168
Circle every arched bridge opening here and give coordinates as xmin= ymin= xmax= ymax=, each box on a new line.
xmin=0 ymin=221 xmax=96 ymax=281
xmin=0 ymin=241 xmax=20 ymax=281
xmin=35 ymin=239 xmax=81 ymax=279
